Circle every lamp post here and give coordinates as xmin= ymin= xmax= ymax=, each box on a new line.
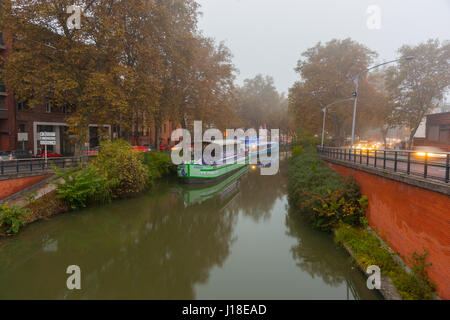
xmin=350 ymin=56 xmax=415 ymax=149
xmin=321 ymin=97 xmax=356 ymax=148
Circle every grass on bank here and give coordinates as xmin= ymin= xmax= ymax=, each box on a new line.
xmin=335 ymin=224 xmax=436 ymax=300
xmin=288 ymin=143 xmax=437 ymax=300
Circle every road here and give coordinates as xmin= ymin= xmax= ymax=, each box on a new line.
xmin=321 ymin=149 xmax=448 ymax=184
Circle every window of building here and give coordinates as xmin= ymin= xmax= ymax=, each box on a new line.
xmin=45 ymin=102 xmax=52 ymax=113
xmin=18 ymin=124 xmax=25 ymax=132
xmin=17 ymin=101 xmax=30 ymax=111
xmin=0 ymin=98 xmax=4 ymax=109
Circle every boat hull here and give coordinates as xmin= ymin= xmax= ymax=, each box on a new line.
xmin=177 ymin=161 xmax=248 ymax=184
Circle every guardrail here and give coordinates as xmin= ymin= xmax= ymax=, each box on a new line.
xmin=0 ymin=156 xmax=89 ymax=176
xmin=317 ymin=146 xmax=450 ymax=184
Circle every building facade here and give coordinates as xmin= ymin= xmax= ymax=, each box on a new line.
xmin=129 ymin=119 xmax=177 ymax=149
xmin=0 ymin=32 xmax=112 ymax=156
xmin=414 ymin=112 xmax=450 ymax=151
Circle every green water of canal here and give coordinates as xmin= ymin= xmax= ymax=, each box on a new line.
xmin=0 ymin=153 xmax=381 ymax=300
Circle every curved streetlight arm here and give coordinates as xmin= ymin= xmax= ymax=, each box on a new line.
xmin=353 ymin=56 xmax=415 ymax=81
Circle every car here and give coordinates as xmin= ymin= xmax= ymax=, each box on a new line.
xmin=84 ymin=146 xmax=101 ymax=156
xmin=413 ymin=146 xmax=447 ymax=159
xmin=131 ymin=146 xmax=151 ymax=153
xmin=0 ymin=150 xmax=34 ymax=161
xmin=143 ymin=145 xmax=152 ymax=152
xmin=171 ymin=145 xmax=194 ymax=151
xmin=35 ymin=152 xmax=63 ymax=158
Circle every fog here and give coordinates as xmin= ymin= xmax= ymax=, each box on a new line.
xmin=197 ymin=0 xmax=450 ymax=94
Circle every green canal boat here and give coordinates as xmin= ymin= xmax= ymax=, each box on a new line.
xmin=177 ymin=140 xmax=248 ymax=184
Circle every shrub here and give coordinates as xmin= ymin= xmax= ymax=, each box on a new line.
xmin=292 ymin=145 xmax=304 ymax=158
xmin=0 ymin=202 xmax=30 ymax=234
xmin=54 ymin=165 xmax=114 ymax=210
xmin=288 ymin=148 xmax=367 ymax=231
xmin=402 ymin=249 xmax=436 ymax=299
xmin=95 ymin=139 xmax=149 ymax=197
xmin=143 ymin=152 xmax=176 ymax=182
xmin=306 ymin=188 xmax=368 ymax=231
xmin=294 ymin=133 xmax=321 ymax=148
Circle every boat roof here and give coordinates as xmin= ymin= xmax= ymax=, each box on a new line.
xmin=209 ymin=139 xmax=242 ymax=146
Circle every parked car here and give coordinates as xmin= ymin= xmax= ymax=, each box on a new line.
xmin=0 ymin=150 xmax=34 ymax=161
xmin=171 ymin=145 xmax=194 ymax=151
xmin=84 ymin=146 xmax=101 ymax=156
xmin=131 ymin=146 xmax=152 ymax=153
xmin=35 ymin=152 xmax=63 ymax=159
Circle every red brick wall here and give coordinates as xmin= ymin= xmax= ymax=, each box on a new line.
xmin=0 ymin=174 xmax=52 ymax=200
xmin=326 ymin=162 xmax=450 ymax=300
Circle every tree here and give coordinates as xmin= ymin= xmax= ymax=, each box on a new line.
xmin=385 ymin=39 xmax=450 ymax=149
xmin=0 ymin=0 xmax=165 ymax=153
xmin=151 ymin=1 xmax=238 ymax=146
xmin=180 ymin=37 xmax=238 ymax=132
xmin=288 ymin=38 xmax=377 ymax=145
xmin=0 ymin=0 xmax=237 ymax=152
xmin=234 ymin=74 xmax=285 ymax=129
xmin=363 ymin=72 xmax=398 ymax=148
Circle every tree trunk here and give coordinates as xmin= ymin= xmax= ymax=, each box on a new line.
xmin=381 ymin=126 xmax=388 ymax=149
xmin=408 ymin=127 xmax=419 ymax=150
xmin=155 ymin=124 xmax=161 ymax=152
xmin=181 ymin=114 xmax=188 ymax=129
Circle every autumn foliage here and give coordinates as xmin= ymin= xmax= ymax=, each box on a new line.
xmin=0 ymin=0 xmax=238 ymax=150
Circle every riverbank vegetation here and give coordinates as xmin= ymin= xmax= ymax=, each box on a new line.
xmin=288 ymin=146 xmax=368 ymax=231
xmin=335 ymin=225 xmax=436 ymax=300
xmin=55 ymin=140 xmax=174 ymax=208
xmin=0 ymin=140 xmax=175 ymax=236
xmin=288 ymin=143 xmax=437 ymax=299
xmin=0 ymin=202 xmax=30 ymax=235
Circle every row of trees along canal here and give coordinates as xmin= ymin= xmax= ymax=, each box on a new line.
xmin=288 ymin=38 xmax=450 ymax=148
xmin=0 ymin=0 xmax=289 ymax=152
xmin=2 ymin=2 xmax=448 ymax=151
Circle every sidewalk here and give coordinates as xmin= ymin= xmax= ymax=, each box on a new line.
xmin=8 ymin=176 xmax=62 ymax=208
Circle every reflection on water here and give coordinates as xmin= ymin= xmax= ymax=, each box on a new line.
xmin=0 ymin=152 xmax=381 ymax=300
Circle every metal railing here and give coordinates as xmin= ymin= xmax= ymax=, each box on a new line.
xmin=318 ymin=146 xmax=450 ymax=184
xmin=0 ymin=156 xmax=89 ymax=176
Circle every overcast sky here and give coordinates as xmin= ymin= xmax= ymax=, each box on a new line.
xmin=197 ymin=0 xmax=450 ymax=95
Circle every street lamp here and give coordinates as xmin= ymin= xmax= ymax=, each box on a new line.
xmin=350 ymin=55 xmax=415 ymax=149
xmin=321 ymin=97 xmax=356 ymax=148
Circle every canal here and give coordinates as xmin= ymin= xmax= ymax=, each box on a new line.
xmin=0 ymin=153 xmax=381 ymax=300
